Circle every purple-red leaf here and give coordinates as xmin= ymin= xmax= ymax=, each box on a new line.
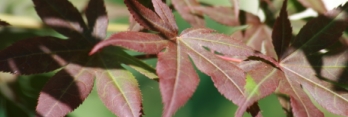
xmin=96 ymin=55 xmax=143 ymax=117
xmin=178 ymin=28 xmax=279 ymax=106
xmin=244 ymin=24 xmax=277 ymax=59
xmin=171 ymin=0 xmax=205 ymax=27
xmin=277 ymin=69 xmax=324 ymax=117
xmin=280 ymin=49 xmax=348 ymax=116
xmin=152 ymin=0 xmax=178 ymax=34
xmin=0 ymin=37 xmax=89 ymax=74
xmin=273 ymin=2 xmax=348 ymax=116
xmin=180 ymin=28 xmax=279 ymax=67
xmin=286 ymin=3 xmax=348 ymax=55
xmin=36 ymin=62 xmax=95 ymax=117
xmin=157 ymin=43 xmax=199 ymax=117
xmin=235 ymin=61 xmax=282 ymax=117
xmin=32 ymin=0 xmax=88 ymax=38
xmin=128 ymin=16 xmax=144 ymax=31
xmin=191 ymin=6 xmax=239 ymax=26
xmin=85 ymin=0 xmax=108 ymax=40
xmin=182 ymin=40 xmax=246 ymax=105
xmin=90 ymin=31 xmax=168 ymax=55
xmin=125 ymin=0 xmax=178 ymax=38
xmin=272 ymin=0 xmax=292 ymax=61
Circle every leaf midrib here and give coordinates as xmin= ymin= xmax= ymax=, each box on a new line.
xmin=178 ymin=37 xmax=244 ymax=95
xmin=283 ymin=66 xmax=348 ymax=103
xmin=45 ymin=63 xmax=91 ymax=116
xmin=98 ymin=55 xmax=137 ymax=117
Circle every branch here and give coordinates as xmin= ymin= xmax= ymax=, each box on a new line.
xmin=0 ymin=14 xmax=128 ymax=31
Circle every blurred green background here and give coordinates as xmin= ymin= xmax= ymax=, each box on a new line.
xmin=0 ymin=0 xmax=346 ymax=117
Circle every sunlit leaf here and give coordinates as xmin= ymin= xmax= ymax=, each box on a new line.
xmin=274 ymin=2 xmax=348 ymax=116
xmin=85 ymin=0 xmax=108 ymax=40
xmin=125 ymin=0 xmax=177 ymax=38
xmin=171 ymin=0 xmax=205 ymax=27
xmin=95 ymin=54 xmax=143 ymax=117
xmin=152 ymin=0 xmax=178 ymax=36
xmin=36 ymin=60 xmax=95 ymax=117
xmin=157 ymin=43 xmax=199 ymax=117
xmin=178 ymin=28 xmax=278 ymax=106
xmin=277 ymin=69 xmax=324 ymax=117
xmin=235 ymin=61 xmax=282 ymax=117
xmin=90 ymin=31 xmax=168 ymax=55
xmin=191 ymin=6 xmax=239 ymax=26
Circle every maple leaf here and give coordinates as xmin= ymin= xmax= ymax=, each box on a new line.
xmin=171 ymin=0 xmax=205 ymax=27
xmin=92 ymin=1 xmax=278 ymax=117
xmin=236 ymin=0 xmax=348 ymax=116
xmin=234 ymin=0 xmax=348 ymax=116
xmin=191 ymin=6 xmax=240 ymax=26
xmin=242 ymin=13 xmax=278 ymax=59
xmin=0 ymin=0 xmax=156 ymax=117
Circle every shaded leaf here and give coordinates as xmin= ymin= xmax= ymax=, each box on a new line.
xmin=286 ymin=3 xmax=348 ymax=55
xmin=171 ymin=0 xmax=205 ymax=27
xmin=0 ymin=37 xmax=89 ymax=75
xmin=246 ymin=103 xmax=262 ymax=117
xmin=274 ymin=2 xmax=348 ymax=116
xmin=32 ymin=0 xmax=88 ymax=38
xmin=272 ymin=0 xmax=292 ymax=61
xmin=125 ymin=0 xmax=177 ymax=38
xmin=90 ymin=31 xmax=168 ymax=55
xmin=85 ymin=0 xmax=108 ymax=40
xmin=101 ymin=47 xmax=158 ymax=80
xmin=280 ymin=49 xmax=348 ymax=116
xmin=191 ymin=6 xmax=239 ymax=26
xmin=36 ymin=60 xmax=95 ymax=117
xmin=157 ymin=43 xmax=199 ymax=117
xmin=95 ymin=54 xmax=143 ymax=117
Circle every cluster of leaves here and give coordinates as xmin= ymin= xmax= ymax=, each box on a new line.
xmin=1 ymin=0 xmax=348 ymax=117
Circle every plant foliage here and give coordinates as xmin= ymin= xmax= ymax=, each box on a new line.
xmin=0 ymin=0 xmax=348 ymax=117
